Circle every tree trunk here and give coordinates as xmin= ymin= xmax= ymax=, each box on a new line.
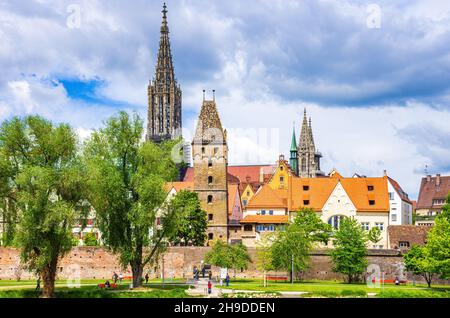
xmin=424 ymin=273 xmax=432 ymax=288
xmin=131 ymin=243 xmax=143 ymax=288
xmin=131 ymin=262 xmax=143 ymax=288
xmin=41 ymin=257 xmax=58 ymax=298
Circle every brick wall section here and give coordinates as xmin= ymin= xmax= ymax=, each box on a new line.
xmin=388 ymin=225 xmax=431 ymax=249
xmin=1 ymin=247 xmax=448 ymax=285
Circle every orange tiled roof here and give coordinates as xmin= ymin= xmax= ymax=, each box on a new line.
xmin=240 ymin=215 xmax=289 ymax=224
xmin=340 ymin=177 xmax=389 ymax=212
xmin=290 ymin=177 xmax=338 ymax=211
xmin=165 ymin=181 xmax=194 ymax=193
xmin=246 ymin=185 xmax=287 ymax=209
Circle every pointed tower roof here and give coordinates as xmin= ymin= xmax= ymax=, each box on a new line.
xmin=290 ymin=123 xmax=297 ymax=152
xmin=299 ymin=108 xmax=310 ymax=149
xmin=193 ymin=99 xmax=225 ymax=144
xmin=154 ymin=3 xmax=175 ymax=85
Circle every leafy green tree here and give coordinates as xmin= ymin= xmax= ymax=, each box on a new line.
xmin=426 ymin=215 xmax=450 ymax=279
xmin=167 ymin=190 xmax=207 ymax=246
xmin=367 ymin=227 xmax=382 ymax=245
xmin=84 ymin=111 xmax=178 ymax=287
xmin=229 ymin=243 xmax=252 ymax=277
xmin=0 ymin=116 xmax=87 ymax=297
xmin=330 ymin=217 xmax=368 ymax=283
xmin=256 ymin=234 xmax=274 ymax=286
xmin=271 ymin=209 xmax=331 ymax=282
xmin=205 ymin=240 xmax=233 ymax=269
xmin=404 ymin=245 xmax=436 ymax=288
xmin=83 ymin=233 xmax=99 ymax=246
xmin=205 ymin=241 xmax=251 ymax=277
xmin=440 ymin=194 xmax=450 ymax=221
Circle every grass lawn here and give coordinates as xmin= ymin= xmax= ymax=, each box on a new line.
xmin=217 ymin=279 xmax=450 ymax=298
xmin=0 ymin=282 xmax=193 ymax=298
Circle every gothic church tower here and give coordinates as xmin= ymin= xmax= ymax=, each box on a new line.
xmin=146 ymin=3 xmax=182 ymax=143
xmin=192 ymin=95 xmax=229 ymax=243
xmin=298 ymin=109 xmax=324 ymax=178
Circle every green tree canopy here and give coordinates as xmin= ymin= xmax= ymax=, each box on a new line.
xmin=425 ymin=215 xmax=450 ymax=279
xmin=83 ymin=233 xmax=99 ymax=247
xmin=404 ymin=245 xmax=437 ymax=288
xmin=271 ymin=208 xmax=331 ymax=282
xmin=167 ymin=190 xmax=207 ymax=246
xmin=0 ymin=116 xmax=87 ymax=297
xmin=330 ymin=217 xmax=368 ymax=283
xmin=83 ymin=111 xmax=178 ymax=287
xmin=204 ymin=241 xmax=252 ymax=277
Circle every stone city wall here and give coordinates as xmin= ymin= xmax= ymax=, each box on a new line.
xmin=0 ymin=247 xmax=448 ymax=285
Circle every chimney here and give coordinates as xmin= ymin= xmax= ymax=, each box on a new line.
xmin=259 ymin=168 xmax=264 ymax=183
xmin=436 ymin=174 xmax=441 ymax=186
xmin=426 ymin=175 xmax=431 ymax=182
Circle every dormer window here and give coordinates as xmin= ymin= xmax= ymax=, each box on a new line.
xmin=303 ymin=200 xmax=310 ymax=206
xmin=303 ymin=186 xmax=310 ymax=191
xmin=368 ymin=185 xmax=374 ymax=191
xmin=369 ymin=200 xmax=376 ymax=206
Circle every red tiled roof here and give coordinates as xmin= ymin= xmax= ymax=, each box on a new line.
xmin=417 ymin=175 xmax=450 ymax=209
xmin=388 ymin=225 xmax=431 ymax=249
xmin=388 ymin=177 xmax=412 ymax=204
xmin=182 ymin=165 xmax=274 ymax=183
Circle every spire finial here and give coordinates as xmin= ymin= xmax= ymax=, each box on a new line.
xmin=203 ymin=90 xmax=206 ymax=101
xmin=162 ymin=2 xmax=168 ymax=18
xmin=213 ymin=90 xmax=216 ymax=101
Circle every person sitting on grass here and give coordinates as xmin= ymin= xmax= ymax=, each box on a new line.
xmin=105 ymin=280 xmax=111 ymax=289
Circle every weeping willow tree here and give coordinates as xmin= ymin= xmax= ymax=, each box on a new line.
xmin=0 ymin=116 xmax=87 ymax=297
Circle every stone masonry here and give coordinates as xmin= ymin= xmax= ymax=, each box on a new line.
xmin=1 ymin=247 xmax=448 ymax=285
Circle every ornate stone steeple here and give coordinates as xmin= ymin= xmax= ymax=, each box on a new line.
xmin=146 ymin=3 xmax=182 ymax=143
xmin=298 ymin=109 xmax=324 ymax=178
xmin=289 ymin=123 xmax=298 ymax=175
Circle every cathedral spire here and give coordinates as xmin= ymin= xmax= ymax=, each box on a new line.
xmin=298 ymin=109 xmax=322 ymax=178
xmin=147 ymin=3 xmax=182 ymax=143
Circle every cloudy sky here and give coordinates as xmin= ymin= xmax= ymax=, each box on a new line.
xmin=1 ymin=0 xmax=450 ymax=198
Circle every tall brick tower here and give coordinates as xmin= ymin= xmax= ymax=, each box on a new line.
xmin=192 ymin=94 xmax=228 ymax=243
xmin=146 ymin=3 xmax=182 ymax=143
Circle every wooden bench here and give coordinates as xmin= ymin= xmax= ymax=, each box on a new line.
xmin=266 ymin=276 xmax=288 ymax=282
xmin=98 ymin=283 xmax=118 ymax=289
xmin=371 ymin=279 xmax=407 ymax=285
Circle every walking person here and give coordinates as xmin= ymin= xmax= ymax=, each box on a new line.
xmin=145 ymin=273 xmax=149 ymax=284
xmin=113 ymin=272 xmax=118 ymax=284
xmin=35 ymin=276 xmax=41 ymax=292
xmin=207 ymin=280 xmax=212 ymax=296
xmin=202 ymin=267 xmax=206 ymax=278
xmin=225 ymin=274 xmax=230 ymax=287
